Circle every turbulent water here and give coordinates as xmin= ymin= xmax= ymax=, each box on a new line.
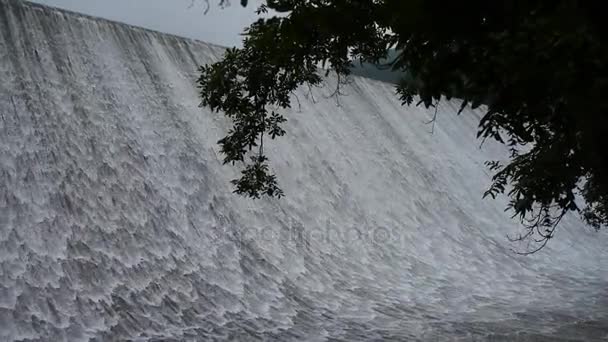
xmin=0 ymin=1 xmax=607 ymax=340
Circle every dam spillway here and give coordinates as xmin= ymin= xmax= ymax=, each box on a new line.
xmin=0 ymin=1 xmax=607 ymax=340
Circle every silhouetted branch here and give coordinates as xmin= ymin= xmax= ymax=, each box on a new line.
xmin=511 ymin=209 xmax=566 ymax=255
xmin=304 ymin=83 xmax=317 ymax=104
xmin=291 ymin=90 xmax=302 ymax=112
xmin=425 ymin=101 xmax=439 ymax=134
xmin=190 ymin=0 xmax=231 ymax=14
xmin=325 ymin=72 xmax=350 ymax=107
xmin=259 ymin=131 xmax=264 ymax=157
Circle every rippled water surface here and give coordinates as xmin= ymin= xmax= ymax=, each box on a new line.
xmin=1 ymin=1 xmax=607 ymax=340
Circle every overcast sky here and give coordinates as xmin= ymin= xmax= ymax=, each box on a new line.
xmin=29 ymin=0 xmax=266 ymax=47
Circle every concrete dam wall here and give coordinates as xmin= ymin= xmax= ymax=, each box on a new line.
xmin=0 ymin=0 xmax=607 ymax=340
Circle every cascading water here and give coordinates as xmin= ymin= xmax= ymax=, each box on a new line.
xmin=0 ymin=1 xmax=607 ymax=340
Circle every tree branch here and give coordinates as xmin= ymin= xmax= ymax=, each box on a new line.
xmin=425 ymin=100 xmax=440 ymax=135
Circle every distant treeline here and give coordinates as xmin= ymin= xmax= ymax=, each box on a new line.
xmin=349 ymin=49 xmax=406 ymax=84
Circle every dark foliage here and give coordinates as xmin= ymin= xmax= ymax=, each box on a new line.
xmin=198 ymin=0 xmax=608 ymax=253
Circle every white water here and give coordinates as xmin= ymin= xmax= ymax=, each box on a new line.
xmin=0 ymin=1 xmax=607 ymax=340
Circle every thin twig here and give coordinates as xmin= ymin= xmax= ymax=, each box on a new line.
xmin=425 ymin=100 xmax=439 ymax=134
xmin=325 ymin=72 xmax=350 ymax=107
xmin=513 ymin=210 xmax=565 ymax=255
xmin=305 ymin=83 xmax=317 ymax=104
xmin=291 ymin=91 xmax=302 ymax=112
xmin=189 ymin=0 xmax=211 ymax=14
xmin=259 ymin=131 xmax=264 ymax=158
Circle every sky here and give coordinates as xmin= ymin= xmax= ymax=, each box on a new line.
xmin=29 ymin=0 xmax=266 ymax=47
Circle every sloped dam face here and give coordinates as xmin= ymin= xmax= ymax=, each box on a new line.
xmin=0 ymin=1 xmax=607 ymax=340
